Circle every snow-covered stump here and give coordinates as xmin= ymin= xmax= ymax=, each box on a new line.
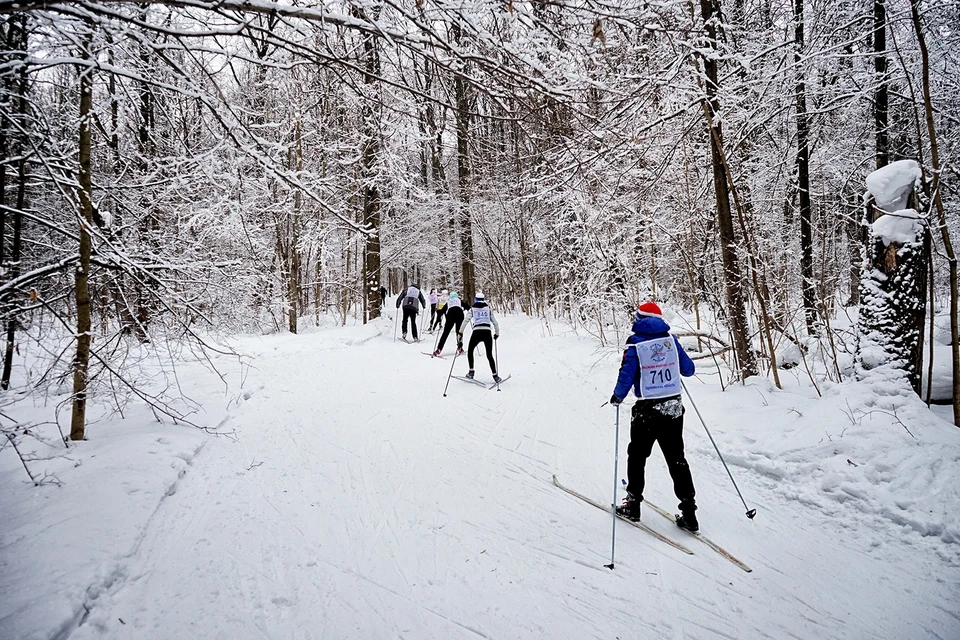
xmin=855 ymin=160 xmax=929 ymax=394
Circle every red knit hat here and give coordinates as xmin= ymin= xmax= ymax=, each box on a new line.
xmin=637 ymin=301 xmax=663 ymax=318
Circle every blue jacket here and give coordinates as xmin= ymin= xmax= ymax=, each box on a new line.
xmin=613 ymin=315 xmax=695 ymax=401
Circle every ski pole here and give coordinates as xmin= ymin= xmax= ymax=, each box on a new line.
xmin=442 ymin=341 xmax=459 ymax=397
xmin=605 ymin=404 xmax=621 ymax=570
xmin=393 ymin=303 xmax=400 ymax=342
xmin=493 ymin=335 xmax=501 ymax=391
xmin=681 ymin=380 xmax=757 ymax=520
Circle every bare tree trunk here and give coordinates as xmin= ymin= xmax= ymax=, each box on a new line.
xmin=315 ymin=255 xmax=322 ymax=325
xmin=357 ymin=7 xmax=382 ymax=321
xmin=910 ymin=0 xmax=959 ymax=424
xmin=0 ymin=17 xmax=12 ymax=268
xmin=874 ymin=0 xmax=889 ymax=168
xmin=1 ymin=14 xmax=27 ymax=390
xmin=120 ymin=29 xmax=154 ymax=342
xmin=452 ymin=21 xmax=476 ymax=300
xmin=104 ymin=36 xmax=139 ymax=336
xmin=70 ymin=31 xmax=95 ymax=441
xmin=845 ymin=189 xmax=862 ymax=305
xmin=1 ymin=157 xmax=24 ymax=390
xmin=287 ymin=118 xmax=302 ymax=334
xmin=794 ymin=0 xmax=817 ymax=334
xmin=699 ymin=0 xmax=757 ymax=379
xmin=517 ymin=210 xmax=533 ymax=314
xmin=342 ymin=241 xmax=350 ymax=326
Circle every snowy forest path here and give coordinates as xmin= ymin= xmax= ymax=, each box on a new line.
xmin=64 ymin=316 xmax=960 ymax=640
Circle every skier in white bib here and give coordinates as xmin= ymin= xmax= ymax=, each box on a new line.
xmin=431 ymin=289 xmax=449 ymax=331
xmin=464 ymin=291 xmax=500 ymax=382
xmin=395 ymin=284 xmax=426 ymax=341
xmin=433 ymin=291 xmax=464 ymax=356
xmin=609 ymin=301 xmax=698 ymax=531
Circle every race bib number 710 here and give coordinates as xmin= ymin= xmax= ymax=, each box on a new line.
xmin=631 ymin=338 xmax=682 ymax=399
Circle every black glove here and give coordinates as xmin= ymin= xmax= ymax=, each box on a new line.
xmin=494 ymin=334 xmax=499 ymax=340
xmin=609 ymin=394 xmax=622 ymax=406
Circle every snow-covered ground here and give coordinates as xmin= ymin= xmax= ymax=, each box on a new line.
xmin=2 ymin=314 xmax=959 ymax=639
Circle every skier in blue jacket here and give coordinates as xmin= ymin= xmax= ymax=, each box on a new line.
xmin=610 ymin=301 xmax=699 ymax=531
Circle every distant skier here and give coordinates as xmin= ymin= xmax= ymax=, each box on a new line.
xmin=464 ymin=291 xmax=500 ymax=382
xmin=379 ymin=285 xmax=387 ymax=308
xmin=431 ymin=288 xmax=448 ymax=331
xmin=609 ymin=301 xmax=698 ymax=531
xmin=428 ymin=289 xmax=439 ymax=330
xmin=433 ymin=291 xmax=464 ymax=356
xmin=396 ymin=284 xmax=426 ymax=341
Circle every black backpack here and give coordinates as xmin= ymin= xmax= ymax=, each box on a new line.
xmin=402 ymin=295 xmax=418 ymax=311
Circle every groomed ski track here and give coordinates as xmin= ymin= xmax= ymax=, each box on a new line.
xmin=62 ymin=316 xmax=958 ymax=640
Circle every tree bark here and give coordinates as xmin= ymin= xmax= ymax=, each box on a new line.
xmin=358 ymin=9 xmax=382 ymax=321
xmin=845 ymin=189 xmax=861 ymax=305
xmin=0 ymin=14 xmax=27 ymax=390
xmin=910 ymin=0 xmax=959 ymax=424
xmin=288 ymin=118 xmax=302 ymax=333
xmin=699 ymin=0 xmax=757 ymax=379
xmin=452 ymin=21 xmax=476 ymax=301
xmin=1 ymin=156 xmax=24 ymax=390
xmin=70 ymin=30 xmax=95 ymax=441
xmin=794 ymin=0 xmax=817 ymax=334
xmin=874 ymin=0 xmax=889 ymax=169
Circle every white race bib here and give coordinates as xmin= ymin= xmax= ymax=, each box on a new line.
xmin=631 ymin=338 xmax=682 ymax=399
xmin=472 ymin=307 xmax=491 ymax=326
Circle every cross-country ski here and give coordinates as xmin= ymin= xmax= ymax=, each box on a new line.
xmin=553 ymin=475 xmax=694 ymax=556
xmin=488 ymin=374 xmax=511 ymax=389
xmin=642 ymin=498 xmax=752 ymax=573
xmin=452 ymin=374 xmax=487 ymax=388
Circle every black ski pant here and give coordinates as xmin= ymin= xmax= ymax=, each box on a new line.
xmin=437 ymin=308 xmax=463 ymax=352
xmin=429 ymin=304 xmax=438 ymax=328
xmin=401 ymin=308 xmax=419 ymax=340
xmin=467 ymin=329 xmax=496 ymax=375
xmin=431 ymin=306 xmax=446 ymax=331
xmin=626 ymin=397 xmax=696 ymax=510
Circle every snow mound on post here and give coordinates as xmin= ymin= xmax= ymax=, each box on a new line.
xmin=865 ymin=159 xmax=921 ymax=213
xmin=872 ymin=208 xmax=922 ymax=246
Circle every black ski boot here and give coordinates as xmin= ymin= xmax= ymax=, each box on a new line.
xmin=676 ymin=502 xmax=699 ymax=532
xmin=493 ymin=374 xmax=502 ymax=383
xmin=616 ymin=493 xmax=641 ymax=521
xmin=465 ymin=370 xmax=475 ymax=379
